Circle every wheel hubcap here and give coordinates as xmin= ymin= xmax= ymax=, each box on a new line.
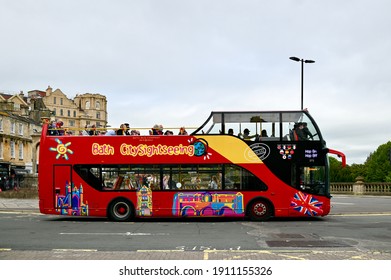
xmin=253 ymin=203 xmax=266 ymax=216
xmin=114 ymin=203 xmax=129 ymax=218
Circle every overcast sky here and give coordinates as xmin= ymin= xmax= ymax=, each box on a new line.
xmin=1 ymin=0 xmax=390 ymax=165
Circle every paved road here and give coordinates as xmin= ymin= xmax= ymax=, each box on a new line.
xmin=0 ymin=195 xmax=390 ymax=260
xmin=1 ymin=194 xmax=390 ymax=213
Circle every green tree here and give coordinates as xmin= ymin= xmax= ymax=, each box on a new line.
xmin=329 ymin=157 xmax=356 ymax=182
xmin=364 ymin=141 xmax=391 ymax=182
xmin=349 ymin=163 xmax=367 ymax=181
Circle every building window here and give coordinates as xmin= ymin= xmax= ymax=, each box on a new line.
xmin=53 ymin=108 xmax=56 ymax=116
xmin=60 ymin=109 xmax=63 ymax=116
xmin=96 ymin=101 xmax=101 ymax=109
xmin=19 ymin=143 xmax=24 ymax=160
xmin=18 ymin=123 xmax=23 ymax=135
xmin=85 ymin=101 xmax=90 ymax=109
xmin=69 ymin=120 xmax=75 ymax=127
xmin=0 ymin=117 xmax=3 ymax=132
xmin=73 ymin=111 xmax=76 ymax=117
xmin=11 ymin=122 xmax=15 ymax=134
xmin=68 ymin=110 xmax=71 ymax=117
xmin=60 ymin=98 xmax=63 ymax=105
xmin=0 ymin=142 xmax=3 ymax=159
xmin=10 ymin=141 xmax=15 ymax=158
xmin=96 ymin=112 xmax=101 ymax=119
xmin=54 ymin=97 xmax=56 ymax=104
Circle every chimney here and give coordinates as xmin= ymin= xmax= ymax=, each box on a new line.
xmin=46 ymin=86 xmax=53 ymax=96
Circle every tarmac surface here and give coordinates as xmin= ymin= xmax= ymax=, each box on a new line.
xmin=1 ymin=198 xmax=391 ymax=260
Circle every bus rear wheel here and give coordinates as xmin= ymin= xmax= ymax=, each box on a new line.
xmin=247 ymin=199 xmax=273 ymax=221
xmin=108 ymin=198 xmax=134 ymax=222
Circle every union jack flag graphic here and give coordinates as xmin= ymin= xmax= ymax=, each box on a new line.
xmin=290 ymin=191 xmax=323 ymax=216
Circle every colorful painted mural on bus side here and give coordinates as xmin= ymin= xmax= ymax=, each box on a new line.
xmin=55 ymin=181 xmax=89 ymax=216
xmin=172 ymin=192 xmax=244 ymax=217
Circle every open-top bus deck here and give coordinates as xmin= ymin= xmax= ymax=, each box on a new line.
xmin=38 ymin=110 xmax=345 ymax=221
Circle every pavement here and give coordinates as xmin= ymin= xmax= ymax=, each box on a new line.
xmin=0 ymin=198 xmax=39 ymax=211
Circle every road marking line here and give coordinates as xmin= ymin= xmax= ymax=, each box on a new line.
xmin=53 ymin=249 xmax=98 ymax=252
xmin=59 ymin=232 xmax=169 ymax=236
xmin=331 ymin=202 xmax=354 ymax=205
xmin=137 ymin=250 xmax=184 ymax=253
xmin=330 ymin=213 xmax=391 ymax=217
xmin=0 ymin=248 xmax=12 ymax=251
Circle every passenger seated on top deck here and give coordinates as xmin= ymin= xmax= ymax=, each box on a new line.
xmin=124 ymin=123 xmax=131 ymax=135
xmin=80 ymin=125 xmax=89 ymax=136
xmin=238 ymin=128 xmax=257 ymax=141
xmin=105 ymin=129 xmax=117 ymax=136
xmin=56 ymin=120 xmax=64 ymax=135
xmin=228 ymin=128 xmax=234 ymax=135
xmin=48 ymin=120 xmax=58 ymax=136
xmin=178 ymin=127 xmax=188 ymax=135
xmin=117 ymin=124 xmax=126 ymax=135
xmin=261 ymin=129 xmax=268 ymax=137
xmin=150 ymin=124 xmax=164 ymax=135
xmin=89 ymin=124 xmax=99 ymax=136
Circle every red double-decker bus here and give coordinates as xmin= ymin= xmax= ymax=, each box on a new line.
xmin=38 ymin=110 xmax=345 ymax=221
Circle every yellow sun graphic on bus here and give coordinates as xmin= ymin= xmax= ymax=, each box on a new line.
xmin=49 ymin=138 xmax=74 ymax=160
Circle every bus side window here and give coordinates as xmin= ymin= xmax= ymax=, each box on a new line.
xmin=113 ymin=176 xmax=124 ymax=190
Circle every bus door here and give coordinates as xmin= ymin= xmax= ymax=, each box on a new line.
xmin=54 ymin=165 xmax=72 ymax=213
xmin=289 ymin=164 xmax=328 ymax=217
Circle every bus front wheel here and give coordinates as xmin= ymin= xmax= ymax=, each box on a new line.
xmin=108 ymin=198 xmax=134 ymax=222
xmin=247 ymin=199 xmax=273 ymax=221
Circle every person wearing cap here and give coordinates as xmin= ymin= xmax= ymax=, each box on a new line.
xmin=150 ymin=124 xmax=164 ymax=135
xmin=150 ymin=124 xmax=160 ymax=135
xmin=124 ymin=123 xmax=131 ymax=135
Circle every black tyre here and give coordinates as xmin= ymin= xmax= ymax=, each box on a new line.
xmin=108 ymin=198 xmax=134 ymax=222
xmin=247 ymin=199 xmax=273 ymax=221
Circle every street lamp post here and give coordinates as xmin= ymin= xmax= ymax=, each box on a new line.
xmin=289 ymin=56 xmax=315 ymax=110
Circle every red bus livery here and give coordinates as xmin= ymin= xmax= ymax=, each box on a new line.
xmin=38 ymin=110 xmax=345 ymax=221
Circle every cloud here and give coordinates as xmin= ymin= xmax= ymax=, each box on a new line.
xmin=1 ymin=0 xmax=390 ymax=165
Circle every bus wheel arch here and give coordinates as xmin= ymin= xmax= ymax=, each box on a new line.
xmin=246 ymin=197 xmax=274 ymax=221
xmin=107 ymin=197 xmax=134 ymax=222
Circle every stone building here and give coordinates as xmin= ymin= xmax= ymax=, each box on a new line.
xmin=28 ymin=86 xmax=108 ymax=132
xmin=0 ymin=92 xmax=42 ymax=178
xmin=0 ymin=86 xmax=108 ymax=178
